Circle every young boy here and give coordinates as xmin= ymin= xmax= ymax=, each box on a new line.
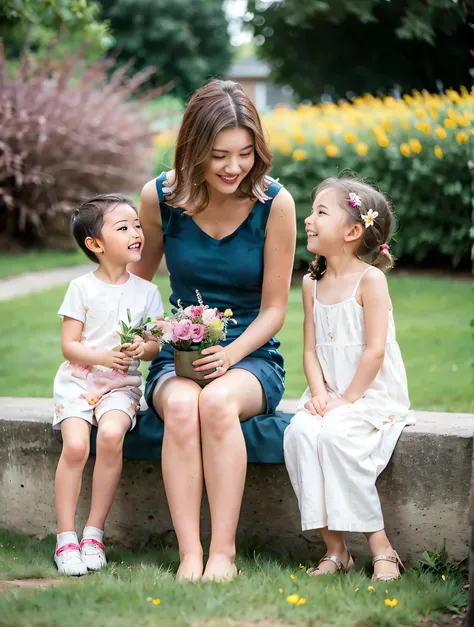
xmin=53 ymin=193 xmax=163 ymax=575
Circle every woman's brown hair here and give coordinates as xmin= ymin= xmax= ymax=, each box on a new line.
xmin=310 ymin=177 xmax=396 ymax=280
xmin=169 ymin=80 xmax=272 ymax=213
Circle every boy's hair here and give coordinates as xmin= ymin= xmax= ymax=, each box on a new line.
xmin=71 ymin=193 xmax=136 ymax=263
xmin=310 ymin=176 xmax=395 ymax=280
xmin=171 ymin=79 xmax=272 ymax=214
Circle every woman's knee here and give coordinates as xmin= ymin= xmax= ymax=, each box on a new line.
xmin=61 ymin=438 xmax=89 ymax=466
xmin=199 ymin=385 xmax=238 ymax=439
xmin=158 ymin=389 xmax=200 ymax=442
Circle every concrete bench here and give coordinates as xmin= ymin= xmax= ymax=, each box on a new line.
xmin=1 ymin=397 xmax=473 ymax=565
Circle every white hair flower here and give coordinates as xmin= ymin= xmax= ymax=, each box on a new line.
xmin=361 ymin=209 xmax=378 ymax=227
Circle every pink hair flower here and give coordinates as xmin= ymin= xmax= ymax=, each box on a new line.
xmin=348 ymin=192 xmax=362 ymax=208
xmin=380 ymin=243 xmax=390 ymax=255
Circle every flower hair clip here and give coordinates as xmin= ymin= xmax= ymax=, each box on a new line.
xmin=380 ymin=243 xmax=390 ymax=255
xmin=348 ymin=192 xmax=362 ymax=208
xmin=361 ymin=209 xmax=378 ymax=228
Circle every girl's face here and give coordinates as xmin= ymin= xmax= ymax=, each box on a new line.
xmin=205 ymin=127 xmax=255 ymax=194
xmin=305 ymin=187 xmax=352 ymax=256
xmin=89 ymin=203 xmax=144 ymax=265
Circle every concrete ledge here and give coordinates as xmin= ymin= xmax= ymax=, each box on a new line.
xmin=1 ymin=397 xmax=473 ymax=564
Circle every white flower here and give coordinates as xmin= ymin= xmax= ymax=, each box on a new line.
xmin=361 ymin=209 xmax=378 ymax=227
xmin=202 ymin=308 xmax=219 ymax=324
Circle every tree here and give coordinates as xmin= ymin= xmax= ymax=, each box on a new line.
xmin=98 ymin=0 xmax=232 ymax=99
xmin=1 ymin=0 xmax=111 ymax=58
xmin=247 ymin=0 xmax=472 ymax=101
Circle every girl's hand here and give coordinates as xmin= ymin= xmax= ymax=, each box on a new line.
xmin=123 ymin=336 xmax=146 ymax=359
xmin=305 ymin=393 xmax=330 ymax=416
xmin=322 ymin=397 xmax=352 ymax=416
xmin=192 ymin=345 xmax=232 ymax=380
xmin=99 ymin=350 xmax=132 ymax=371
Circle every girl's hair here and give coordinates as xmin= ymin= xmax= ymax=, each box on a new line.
xmin=170 ymin=79 xmax=272 ymax=213
xmin=310 ymin=177 xmax=395 ymax=280
xmin=71 ymin=193 xmax=136 ymax=263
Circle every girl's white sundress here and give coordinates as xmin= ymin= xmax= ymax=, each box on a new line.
xmin=284 ymin=266 xmax=414 ymax=532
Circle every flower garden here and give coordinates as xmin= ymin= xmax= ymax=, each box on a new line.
xmin=153 ymin=87 xmax=474 ymax=269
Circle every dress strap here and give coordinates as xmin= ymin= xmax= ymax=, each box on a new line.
xmin=313 ymin=278 xmax=318 ymax=300
xmin=351 ymin=266 xmax=374 ymax=297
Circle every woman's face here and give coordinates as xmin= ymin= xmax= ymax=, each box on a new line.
xmin=204 ymin=127 xmax=255 ymax=194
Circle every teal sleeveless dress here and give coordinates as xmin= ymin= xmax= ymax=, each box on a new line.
xmin=144 ymin=171 xmax=286 ymax=415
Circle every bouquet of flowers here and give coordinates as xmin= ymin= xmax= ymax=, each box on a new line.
xmin=150 ymin=290 xmax=236 ymax=386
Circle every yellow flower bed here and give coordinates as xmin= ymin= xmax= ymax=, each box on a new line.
xmin=262 ymin=87 xmax=473 ymax=161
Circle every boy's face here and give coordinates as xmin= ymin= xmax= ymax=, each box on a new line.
xmin=88 ymin=203 xmax=144 ymax=265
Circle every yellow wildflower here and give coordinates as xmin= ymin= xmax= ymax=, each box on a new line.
xmin=377 ymin=135 xmax=389 ymax=147
xmin=401 ymin=119 xmax=409 ymax=130
xmin=279 ymin=588 xmax=283 ymax=594
xmin=384 ymin=598 xmax=398 ymax=608
xmin=456 ymin=131 xmax=469 ymax=144
xmin=415 ymin=121 xmax=431 ymax=135
xmin=344 ymin=132 xmax=357 ymax=143
xmin=416 ymin=107 xmax=426 ymax=119
xmin=278 ymin=142 xmax=292 ymax=157
xmin=315 ymin=133 xmax=331 ymax=145
xmin=297 ymin=598 xmax=306 ymax=605
xmin=355 ymin=142 xmax=369 ymax=156
xmin=442 ymin=574 xmax=446 ymax=582
xmin=223 ymin=309 xmax=233 ymax=318
xmin=326 ymin=143 xmax=339 ymax=157
xmin=294 ymin=131 xmax=306 ymax=145
xmin=286 ymin=594 xmax=300 ymax=605
xmin=367 ymin=585 xmax=375 ymax=592
xmin=409 ymin=138 xmax=422 ymax=154
xmin=434 ymin=145 xmax=443 ymax=159
xmin=399 ymin=143 xmax=411 ymax=157
xmin=293 ymin=149 xmax=307 ymax=162
xmin=152 ymin=599 xmax=161 ymax=605
xmin=444 ymin=118 xmax=456 ymax=129
xmin=290 ymin=573 xmax=295 ymax=579
xmin=299 ymin=563 xmax=305 ymax=569
xmin=435 ymin=126 xmax=447 ymax=140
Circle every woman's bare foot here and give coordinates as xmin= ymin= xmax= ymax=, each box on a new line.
xmin=202 ymin=553 xmax=237 ymax=582
xmin=307 ymin=548 xmax=353 ymax=576
xmin=176 ymin=553 xmax=203 ymax=581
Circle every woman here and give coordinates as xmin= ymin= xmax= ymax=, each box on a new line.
xmin=131 ymin=80 xmax=296 ymax=581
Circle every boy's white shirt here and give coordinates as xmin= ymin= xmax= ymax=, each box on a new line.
xmin=58 ymin=272 xmax=163 ymax=368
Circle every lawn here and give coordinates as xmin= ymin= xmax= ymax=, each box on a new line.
xmin=0 ymin=275 xmax=471 ymax=412
xmin=0 ymin=529 xmax=467 ymax=627
xmin=0 ymin=249 xmax=85 ymax=279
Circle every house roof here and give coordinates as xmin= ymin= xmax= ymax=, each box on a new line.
xmin=225 ymin=56 xmax=270 ymax=79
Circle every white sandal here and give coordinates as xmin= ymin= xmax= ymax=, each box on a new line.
xmin=372 ymin=551 xmax=405 ymax=582
xmin=307 ymin=554 xmax=355 ymax=576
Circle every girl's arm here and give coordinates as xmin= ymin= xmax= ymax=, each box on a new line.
xmin=194 ymin=187 xmax=296 ymax=376
xmin=342 ymin=268 xmax=391 ymax=404
xmin=302 ymin=274 xmax=329 ymax=416
xmin=62 ymin=317 xmax=132 ymax=371
xmin=129 ymin=178 xmax=164 ymax=281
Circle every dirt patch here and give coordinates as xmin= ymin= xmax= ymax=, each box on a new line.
xmin=419 ymin=611 xmax=466 ymax=627
xmin=0 ymin=578 xmax=66 ymax=593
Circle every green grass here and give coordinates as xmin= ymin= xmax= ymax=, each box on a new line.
xmin=0 ymin=529 xmax=467 ymax=627
xmin=0 ymin=276 xmax=471 ymax=412
xmin=0 ymin=249 xmax=86 ymax=279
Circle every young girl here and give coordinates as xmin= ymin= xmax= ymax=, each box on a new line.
xmin=53 ymin=193 xmax=163 ymax=576
xmin=284 ymin=177 xmax=413 ymax=582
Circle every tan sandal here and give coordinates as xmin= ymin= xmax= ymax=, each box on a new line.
xmin=371 ymin=551 xmax=405 ymax=582
xmin=307 ymin=554 xmax=355 ymax=576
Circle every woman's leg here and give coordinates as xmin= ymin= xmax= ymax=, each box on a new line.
xmin=86 ymin=409 xmax=131 ymax=530
xmin=365 ymin=530 xmax=401 ymax=578
xmin=199 ymin=369 xmax=265 ymax=581
xmin=55 ymin=418 xmax=91 ymax=533
xmin=153 ymin=376 xmax=204 ymax=580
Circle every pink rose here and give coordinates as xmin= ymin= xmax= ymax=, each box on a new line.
xmin=190 ymin=323 xmax=206 ymax=343
xmin=173 ymin=320 xmax=193 ymax=341
xmin=155 ymin=320 xmax=174 ymax=342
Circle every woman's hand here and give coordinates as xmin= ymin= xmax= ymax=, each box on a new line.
xmin=304 ymin=392 xmax=330 ymax=416
xmin=322 ymin=397 xmax=352 ymax=416
xmin=192 ymin=345 xmax=233 ymax=380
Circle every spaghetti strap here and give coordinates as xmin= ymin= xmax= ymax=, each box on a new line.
xmin=313 ymin=278 xmax=318 ymax=300
xmin=351 ymin=266 xmax=374 ymax=297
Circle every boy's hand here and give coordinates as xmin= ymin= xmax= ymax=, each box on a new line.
xmin=305 ymin=393 xmax=330 ymax=417
xmin=322 ymin=397 xmax=352 ymax=416
xmin=99 ymin=350 xmax=132 ymax=371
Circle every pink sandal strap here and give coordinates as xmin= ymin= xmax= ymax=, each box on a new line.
xmin=80 ymin=538 xmax=105 ymax=550
xmin=56 ymin=543 xmax=80 ymax=556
